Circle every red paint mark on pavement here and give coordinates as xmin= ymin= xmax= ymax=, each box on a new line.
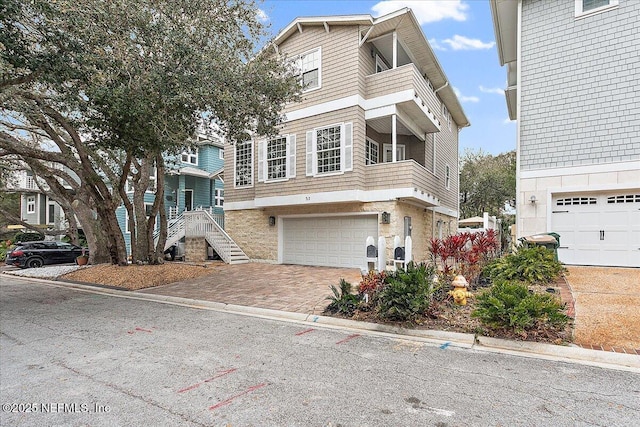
xmin=177 ymin=368 xmax=238 ymax=393
xmin=135 ymin=327 xmax=153 ymax=333
xmin=209 ymin=383 xmax=267 ymax=411
xmin=295 ymin=328 xmax=315 ymax=336
xmin=336 ymin=334 xmax=361 ymax=345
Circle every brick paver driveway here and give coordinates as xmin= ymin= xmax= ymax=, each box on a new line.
xmin=138 ymin=262 xmax=363 ymax=315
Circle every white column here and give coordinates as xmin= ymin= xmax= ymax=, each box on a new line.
xmin=392 ymin=114 xmax=397 ymax=162
xmin=392 ymin=31 xmax=398 ymax=69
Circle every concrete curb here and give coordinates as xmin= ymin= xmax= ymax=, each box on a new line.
xmin=3 ymin=272 xmax=638 ymax=372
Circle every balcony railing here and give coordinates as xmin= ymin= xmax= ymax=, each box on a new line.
xmin=365 ymin=160 xmax=439 ymax=203
xmin=365 ymin=64 xmax=441 ymax=130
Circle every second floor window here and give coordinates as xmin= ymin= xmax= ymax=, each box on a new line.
xmin=306 ymin=123 xmax=353 ymax=176
xmin=234 ymin=141 xmax=253 ymax=188
xmin=267 ymin=137 xmax=287 ymax=180
xmin=181 ymin=148 xmax=198 ymax=165
xmin=295 ymin=47 xmax=321 ymax=92
xmin=258 ymin=135 xmax=296 ymax=183
xmin=26 ymin=196 xmax=35 ymax=213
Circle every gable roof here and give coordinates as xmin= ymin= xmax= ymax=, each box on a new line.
xmin=273 ymin=8 xmax=469 ymax=128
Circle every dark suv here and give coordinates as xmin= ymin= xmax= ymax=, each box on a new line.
xmin=5 ymin=241 xmax=86 ymax=268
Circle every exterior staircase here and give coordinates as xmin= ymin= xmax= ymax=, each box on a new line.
xmin=155 ymin=210 xmax=249 ymax=264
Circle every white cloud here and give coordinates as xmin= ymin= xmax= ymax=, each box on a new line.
xmin=256 ymin=9 xmax=269 ymax=23
xmin=453 ymin=87 xmax=479 ymax=103
xmin=479 ymin=85 xmax=504 ymax=95
xmin=428 ymin=38 xmax=447 ymax=51
xmin=442 ymin=35 xmax=495 ymax=51
xmin=372 ymin=1 xmax=468 ymax=24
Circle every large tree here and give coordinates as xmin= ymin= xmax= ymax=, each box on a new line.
xmin=459 ymin=149 xmax=516 ymax=220
xmin=0 ymin=0 xmax=298 ymax=264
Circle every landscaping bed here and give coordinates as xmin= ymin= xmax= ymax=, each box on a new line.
xmin=61 ymin=262 xmax=217 ymax=290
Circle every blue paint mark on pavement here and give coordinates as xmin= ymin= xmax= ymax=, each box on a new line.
xmin=440 ymin=342 xmax=451 ymax=349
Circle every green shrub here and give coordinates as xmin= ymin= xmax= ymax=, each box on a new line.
xmin=325 ymin=279 xmax=360 ymax=316
xmin=376 ymin=263 xmax=435 ymax=322
xmin=13 ymin=231 xmax=44 ymax=243
xmin=472 ymin=281 xmax=569 ymax=333
xmin=483 ymin=246 xmax=565 ymax=285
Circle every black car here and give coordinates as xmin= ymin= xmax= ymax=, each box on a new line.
xmin=5 ymin=241 xmax=86 ymax=268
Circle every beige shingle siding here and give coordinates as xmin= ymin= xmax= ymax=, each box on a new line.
xmin=226 ymin=106 xmax=367 ymax=203
xmin=281 ymin=26 xmax=361 ymax=113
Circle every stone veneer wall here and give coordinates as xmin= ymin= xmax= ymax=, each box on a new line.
xmin=184 ymin=237 xmax=207 ymax=263
xmin=225 ymin=202 xmax=456 ymax=264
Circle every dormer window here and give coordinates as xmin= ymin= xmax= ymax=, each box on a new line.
xmin=294 ymin=47 xmax=321 ymax=92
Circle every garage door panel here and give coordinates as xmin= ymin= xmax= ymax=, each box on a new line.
xmin=283 ymin=215 xmax=378 ymax=268
xmin=551 ymin=193 xmax=639 ymax=267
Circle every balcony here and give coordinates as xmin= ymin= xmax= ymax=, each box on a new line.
xmin=364 ymin=64 xmax=441 ymax=135
xmin=365 ymin=160 xmax=439 ymax=207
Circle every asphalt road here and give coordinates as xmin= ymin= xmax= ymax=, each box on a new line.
xmin=1 ymin=276 xmax=639 ymax=426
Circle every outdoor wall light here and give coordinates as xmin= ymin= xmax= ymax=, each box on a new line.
xmin=268 ymin=216 xmax=276 ymax=226
xmin=530 ymin=195 xmax=537 ymax=204
xmin=381 ymin=212 xmax=391 ymax=224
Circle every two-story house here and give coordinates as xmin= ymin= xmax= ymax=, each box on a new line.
xmin=116 ymin=133 xmax=227 ymax=256
xmin=7 ymin=167 xmax=72 ymax=234
xmin=224 ymin=8 xmax=469 ymax=269
xmin=491 ymin=0 xmax=640 ymax=267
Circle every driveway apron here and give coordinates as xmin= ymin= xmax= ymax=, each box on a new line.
xmin=138 ymin=263 xmax=363 ymax=315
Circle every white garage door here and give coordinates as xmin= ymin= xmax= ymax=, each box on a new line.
xmin=283 ymin=215 xmax=378 ymax=268
xmin=550 ymin=193 xmax=640 ymax=267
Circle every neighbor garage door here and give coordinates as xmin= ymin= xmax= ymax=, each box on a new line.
xmin=282 ymin=215 xmax=378 ymax=268
xmin=550 ymin=193 xmax=640 ymax=267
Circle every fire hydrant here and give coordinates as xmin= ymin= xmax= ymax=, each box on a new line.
xmin=448 ymin=275 xmax=473 ymax=305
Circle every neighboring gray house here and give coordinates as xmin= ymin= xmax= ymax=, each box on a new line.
xmin=491 ymin=0 xmax=640 ymax=267
xmin=225 ymin=8 xmax=469 ymax=269
xmin=8 ymin=169 xmax=70 ymax=233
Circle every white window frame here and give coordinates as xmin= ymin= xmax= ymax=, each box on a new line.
xmin=431 ymin=134 xmax=437 ymax=174
xmin=47 ymin=198 xmax=56 ymax=225
xmin=181 ymin=148 xmax=198 ymax=165
xmin=234 ymin=141 xmax=253 ymax=188
xmin=575 ymin=0 xmax=618 ymax=18
xmin=214 ymin=189 xmax=224 ymax=207
xmin=441 ymin=103 xmax=451 ymax=131
xmin=294 ymin=47 xmax=322 ymax=93
xmin=125 ymin=203 xmax=155 ymax=233
xmin=258 ymin=134 xmax=296 ymax=183
xmin=219 ymin=149 xmax=224 ymax=160
xmin=445 ymin=164 xmax=451 ymax=190
xmin=266 ymin=136 xmax=288 ymax=181
xmin=375 ymin=54 xmax=389 ymax=73
xmin=126 ymin=167 xmax=157 ymax=193
xmin=26 ymin=196 xmax=35 ymax=214
xmin=382 ymin=143 xmax=406 ymax=163
xmin=306 ymin=123 xmax=352 ymax=177
xmin=365 ymin=138 xmax=379 ymax=165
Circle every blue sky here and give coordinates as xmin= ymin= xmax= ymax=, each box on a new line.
xmin=259 ymin=0 xmax=516 ymax=156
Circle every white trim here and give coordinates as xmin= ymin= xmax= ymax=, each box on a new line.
xmin=286 ymin=95 xmax=360 ymax=122
xmin=285 ymin=92 xmax=440 ymax=132
xmin=219 ymin=149 xmax=224 ymax=160
xmin=520 ymin=160 xmax=640 ymax=179
xmin=445 ymin=164 xmax=451 ymax=190
xmin=574 ymin=0 xmax=618 ymax=19
xmin=225 ymin=187 xmax=440 ymax=211
xmin=26 ymin=195 xmax=36 ymax=214
xmin=295 ymin=47 xmax=322 ymax=93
